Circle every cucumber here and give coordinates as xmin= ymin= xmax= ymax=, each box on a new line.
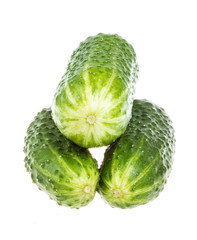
xmin=98 ymin=100 xmax=175 ymax=209
xmin=52 ymin=33 xmax=138 ymax=148
xmin=24 ymin=108 xmax=99 ymax=208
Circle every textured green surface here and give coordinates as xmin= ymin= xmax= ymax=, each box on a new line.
xmin=52 ymin=33 xmax=138 ymax=148
xmin=24 ymin=108 xmax=99 ymax=208
xmin=99 ymin=99 xmax=175 ymax=209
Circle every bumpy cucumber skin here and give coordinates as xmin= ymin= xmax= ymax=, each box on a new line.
xmin=52 ymin=33 xmax=138 ymax=148
xmin=24 ymin=108 xmax=99 ymax=209
xmin=99 ymin=100 xmax=175 ymax=209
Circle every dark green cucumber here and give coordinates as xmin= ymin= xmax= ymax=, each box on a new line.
xmin=24 ymin=108 xmax=99 ymax=209
xmin=99 ymin=99 xmax=175 ymax=209
xmin=52 ymin=33 xmax=138 ymax=148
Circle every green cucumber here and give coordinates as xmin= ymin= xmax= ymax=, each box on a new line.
xmin=24 ymin=108 xmax=99 ymax=208
xmin=99 ymin=99 xmax=175 ymax=209
xmin=52 ymin=33 xmax=138 ymax=148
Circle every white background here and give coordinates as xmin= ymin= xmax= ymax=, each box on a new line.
xmin=0 ymin=0 xmax=197 ymax=239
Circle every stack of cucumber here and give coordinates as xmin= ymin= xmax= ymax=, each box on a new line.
xmin=24 ymin=33 xmax=175 ymax=209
